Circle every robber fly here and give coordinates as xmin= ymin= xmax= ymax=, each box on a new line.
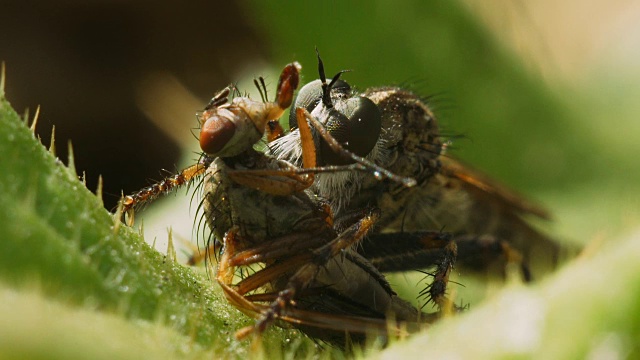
xmin=122 ymin=61 xmax=454 ymax=347
xmin=270 ymin=52 xmax=561 ymax=280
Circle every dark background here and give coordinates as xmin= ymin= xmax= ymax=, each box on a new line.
xmin=1 ymin=1 xmax=267 ymax=209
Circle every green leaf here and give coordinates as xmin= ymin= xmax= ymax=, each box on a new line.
xmin=0 ymin=95 xmax=306 ymax=359
xmin=3 ymin=0 xmax=640 ymax=358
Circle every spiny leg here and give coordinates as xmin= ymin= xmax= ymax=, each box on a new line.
xmin=215 ymin=227 xmax=313 ymax=318
xmin=362 ymin=232 xmax=531 ymax=281
xmin=356 ymin=231 xmax=457 ymax=309
xmin=216 ymin=227 xmax=271 ymax=320
xmin=229 ymin=230 xmax=328 ymax=267
xmin=215 ymin=221 xmax=404 ymax=341
xmin=226 ymin=162 xmax=314 ymax=196
xmin=296 ymin=107 xmax=416 ymax=187
xmin=421 ymin=239 xmax=457 ymax=309
xmin=222 ymin=102 xmax=320 ymax=196
xmin=121 ymin=157 xmax=212 ymax=225
xmin=188 ymin=224 xmax=329 ymax=267
xmin=359 ymin=231 xmax=531 ymax=284
xmin=216 ymin=212 xmax=429 ymax=342
xmin=233 ymin=290 xmax=412 ymax=344
xmin=231 ymin=209 xmax=378 ymax=296
xmin=232 ymin=208 xmax=381 ymax=339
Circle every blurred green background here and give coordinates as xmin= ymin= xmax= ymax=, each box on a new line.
xmin=1 ymin=0 xmax=640 ymax=358
xmin=248 ymin=1 xmax=640 ymax=246
xmin=4 ymin=0 xmax=638 ymax=243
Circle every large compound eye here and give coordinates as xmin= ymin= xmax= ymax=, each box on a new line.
xmin=288 ymin=79 xmax=350 ymax=129
xmin=288 ymin=80 xmax=321 ymax=130
xmin=199 ymin=109 xmax=237 ymax=155
xmin=320 ymin=96 xmax=382 ymax=165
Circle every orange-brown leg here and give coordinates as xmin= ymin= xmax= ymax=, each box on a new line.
xmin=296 ymin=108 xmax=417 ymax=187
xmin=226 ymin=105 xmax=416 ymax=196
xmin=223 ymin=104 xmax=320 ymax=196
xmin=217 ymin=210 xmax=435 ymax=341
xmin=226 ymin=165 xmax=314 ymax=196
xmin=121 ymin=160 xmax=210 ymax=225
xmin=236 ymin=208 xmax=381 ymax=339
xmin=216 ymin=227 xmax=269 ymax=319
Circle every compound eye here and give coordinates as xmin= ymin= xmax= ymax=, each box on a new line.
xmin=288 ymin=79 xmax=351 ymax=129
xmin=199 ymin=114 xmax=236 ymax=155
xmin=320 ymin=96 xmax=382 ymax=165
xmin=288 ymin=80 xmax=321 ymax=130
xmin=330 ymin=79 xmax=351 ymax=96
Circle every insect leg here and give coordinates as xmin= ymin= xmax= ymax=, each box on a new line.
xmin=188 ymin=220 xmax=329 ymax=266
xmin=233 ymin=293 xmax=413 ymax=345
xmin=216 ymin=226 xmax=273 ymax=321
xmin=231 ymin=208 xmax=377 ymax=296
xmin=226 ymin=163 xmax=314 ymax=195
xmin=223 ymin=105 xmax=321 ymax=195
xmin=357 ymin=231 xmax=457 ymax=307
xmin=234 ymin=208 xmax=381 ymax=338
xmin=229 ymin=230 xmax=328 ymax=267
xmin=359 ymin=231 xmax=454 ymax=272
xmin=121 ymin=158 xmax=212 ymax=225
xmin=360 ymin=232 xmax=531 ymax=281
xmin=296 ymin=107 xmax=417 ymax=187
